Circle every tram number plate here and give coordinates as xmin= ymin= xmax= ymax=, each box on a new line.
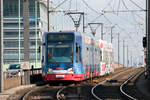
xmin=56 ymin=75 xmax=65 ymax=78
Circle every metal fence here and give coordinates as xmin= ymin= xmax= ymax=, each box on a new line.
xmin=3 ymin=68 xmax=42 ymax=90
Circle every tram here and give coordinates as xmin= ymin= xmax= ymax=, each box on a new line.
xmin=41 ymin=31 xmax=114 ymax=81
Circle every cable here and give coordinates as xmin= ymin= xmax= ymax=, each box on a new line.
xmin=128 ymin=0 xmax=144 ymax=10
xmin=54 ymin=0 xmax=70 ymax=10
xmin=122 ymin=0 xmax=144 ymax=23
xmin=103 ymin=14 xmax=113 ymax=24
xmin=69 ymin=0 xmax=72 ymax=10
xmin=133 ymin=12 xmax=144 ymax=21
xmin=116 ymin=24 xmax=140 ymax=48
xmin=76 ymin=0 xmax=77 ymax=11
xmin=89 ymin=14 xmax=103 ymax=23
xmin=102 ymin=0 xmax=114 ymax=11
xmin=110 ymin=0 xmax=116 ymax=13
xmin=81 ymin=0 xmax=100 ymax=14
xmin=117 ymin=0 xmax=121 ymax=15
xmin=122 ymin=0 xmax=128 ymax=10
xmin=122 ymin=0 xmax=138 ymax=25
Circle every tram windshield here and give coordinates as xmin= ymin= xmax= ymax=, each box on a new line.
xmin=47 ymin=33 xmax=74 ymax=63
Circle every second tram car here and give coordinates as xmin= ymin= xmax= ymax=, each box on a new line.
xmin=41 ymin=31 xmax=114 ymax=81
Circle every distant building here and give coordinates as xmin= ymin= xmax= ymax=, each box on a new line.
xmin=3 ymin=0 xmax=47 ymax=66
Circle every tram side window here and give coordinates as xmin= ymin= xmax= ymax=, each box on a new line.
xmin=100 ymin=50 xmax=102 ymax=61
xmin=76 ymin=43 xmax=81 ymax=63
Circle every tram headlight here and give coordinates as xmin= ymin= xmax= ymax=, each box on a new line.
xmin=67 ymin=68 xmax=73 ymax=72
xmin=48 ymin=68 xmax=53 ymax=73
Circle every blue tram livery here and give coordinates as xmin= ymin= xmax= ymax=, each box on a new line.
xmin=41 ymin=31 xmax=114 ymax=81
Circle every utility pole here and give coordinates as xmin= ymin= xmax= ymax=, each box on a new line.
xmin=123 ymin=40 xmax=125 ymax=67
xmin=131 ymin=51 xmax=132 ymax=67
xmin=127 ymin=45 xmax=128 ymax=67
xmin=111 ymin=26 xmax=115 ymax=43
xmin=118 ymin=33 xmax=120 ymax=68
xmin=142 ymin=56 xmax=143 ymax=65
xmin=35 ymin=0 xmax=38 ymax=68
xmin=0 ymin=0 xmax=3 ymax=92
xmin=47 ymin=0 xmax=49 ymax=31
xmin=18 ymin=0 xmax=21 ymax=62
xmin=23 ymin=0 xmax=30 ymax=85
xmin=147 ymin=0 xmax=150 ymax=85
xmin=23 ymin=0 xmax=30 ymax=62
xmin=101 ymin=23 xmax=103 ymax=40
xmin=83 ymin=13 xmax=85 ymax=33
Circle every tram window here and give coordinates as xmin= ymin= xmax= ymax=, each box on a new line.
xmin=100 ymin=50 xmax=102 ymax=61
xmin=87 ymin=47 xmax=89 ymax=51
xmin=79 ymin=47 xmax=81 ymax=62
xmin=76 ymin=43 xmax=79 ymax=62
xmin=76 ymin=43 xmax=81 ymax=63
xmin=95 ymin=48 xmax=97 ymax=52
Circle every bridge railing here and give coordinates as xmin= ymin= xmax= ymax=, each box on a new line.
xmin=3 ymin=68 xmax=42 ymax=90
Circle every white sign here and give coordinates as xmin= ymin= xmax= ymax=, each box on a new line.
xmin=21 ymin=62 xmax=30 ymax=69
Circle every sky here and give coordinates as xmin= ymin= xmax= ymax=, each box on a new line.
xmin=47 ymin=0 xmax=146 ymax=66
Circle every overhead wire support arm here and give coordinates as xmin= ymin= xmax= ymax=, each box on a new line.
xmin=102 ymin=9 xmax=146 ymax=13
xmin=66 ymin=12 xmax=85 ymax=32
xmin=69 ymin=14 xmax=82 ymax=28
xmin=48 ymin=10 xmax=77 ymax=13
xmin=88 ymin=23 xmax=103 ymax=39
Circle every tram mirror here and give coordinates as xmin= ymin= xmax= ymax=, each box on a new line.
xmin=43 ymin=43 xmax=45 ymax=45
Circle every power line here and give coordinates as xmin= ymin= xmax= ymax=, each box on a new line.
xmin=103 ymin=14 xmax=113 ymax=24
xmin=102 ymin=0 xmax=114 ymax=11
xmin=104 ymin=10 xmax=144 ymax=27
xmin=89 ymin=14 xmax=103 ymax=23
xmin=103 ymin=9 xmax=145 ymax=13
xmin=133 ymin=12 xmax=144 ymax=21
xmin=122 ymin=0 xmax=129 ymax=10
xmin=54 ymin=0 xmax=70 ymax=10
xmin=81 ymin=0 xmax=101 ymax=14
xmin=128 ymin=0 xmax=145 ymax=10
xmin=69 ymin=0 xmax=72 ymax=10
xmin=117 ymin=0 xmax=121 ymax=15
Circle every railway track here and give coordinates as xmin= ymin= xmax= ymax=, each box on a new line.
xmin=21 ymin=83 xmax=74 ymax=100
xmin=91 ymin=67 xmax=144 ymax=100
xmin=120 ymin=69 xmax=149 ymax=100
xmin=20 ymin=67 xmax=143 ymax=100
xmin=120 ymin=71 xmax=140 ymax=100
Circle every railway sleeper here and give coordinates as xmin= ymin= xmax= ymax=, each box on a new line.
xmin=58 ymin=94 xmax=85 ymax=100
xmin=65 ymin=94 xmax=85 ymax=100
xmin=106 ymin=79 xmax=118 ymax=83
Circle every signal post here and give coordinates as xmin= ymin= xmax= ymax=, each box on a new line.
xmin=146 ymin=0 xmax=150 ymax=89
xmin=0 ymin=0 xmax=3 ymax=92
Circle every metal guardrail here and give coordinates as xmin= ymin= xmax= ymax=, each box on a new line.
xmin=3 ymin=70 xmax=23 ymax=78
xmin=3 ymin=68 xmax=42 ymax=90
xmin=3 ymin=68 xmax=42 ymax=79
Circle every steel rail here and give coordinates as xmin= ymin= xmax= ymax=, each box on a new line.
xmin=120 ymin=70 xmax=141 ymax=100
xmin=91 ymin=80 xmax=106 ymax=100
xmin=91 ymin=68 xmax=136 ymax=100
xmin=22 ymin=85 xmax=47 ymax=100
xmin=56 ymin=86 xmax=66 ymax=100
